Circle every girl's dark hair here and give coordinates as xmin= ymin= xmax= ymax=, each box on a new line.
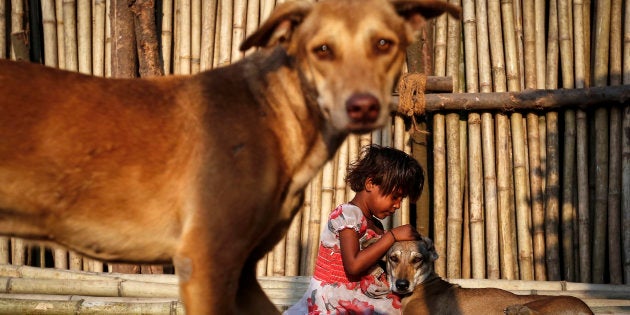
xmin=345 ymin=144 xmax=424 ymax=201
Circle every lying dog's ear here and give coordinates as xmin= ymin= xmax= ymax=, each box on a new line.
xmin=420 ymin=235 xmax=439 ymax=262
xmin=390 ymin=0 xmax=461 ymax=30
xmin=240 ymin=1 xmax=313 ymax=51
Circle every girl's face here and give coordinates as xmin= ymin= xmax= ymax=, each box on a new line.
xmin=366 ymin=183 xmax=403 ymax=220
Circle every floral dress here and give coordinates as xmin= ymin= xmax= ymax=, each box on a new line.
xmin=284 ymin=204 xmax=401 ymax=315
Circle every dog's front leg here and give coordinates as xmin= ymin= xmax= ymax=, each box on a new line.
xmin=174 ymin=223 xmax=243 ymax=314
xmin=236 ymin=257 xmax=281 ymax=315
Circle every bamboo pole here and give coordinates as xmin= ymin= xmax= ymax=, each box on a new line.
xmin=41 ymin=0 xmax=58 ymax=67
xmin=217 ymin=0 xmax=233 ymax=67
xmin=0 ymin=0 xmax=5 ymax=59
xmin=432 ymin=114 xmax=447 ymax=277
xmin=305 ymin=173 xmax=322 ymax=276
xmin=561 ymin=109 xmax=576 ymax=281
xmin=199 ymin=0 xmax=218 ymax=71
xmin=606 ymin=0 xmax=623 ymax=285
xmin=179 ymin=0 xmax=191 ymax=74
xmin=93 ymin=0 xmax=106 ymax=77
xmin=161 ymin=0 xmax=173 ymax=74
xmin=460 ymin=119 xmax=470 ymax=279
xmin=334 ymin=141 xmax=349 ymax=211
xmin=62 ymin=0 xmax=78 ymax=71
xmin=231 ymin=0 xmax=247 ymax=62
xmin=623 ymin=0 xmax=630 ymax=284
xmin=191 ymin=0 xmax=201 ymax=74
xmin=446 ymin=113 xmax=462 ymax=279
xmin=77 ymin=0 xmax=91 ymax=74
xmin=592 ymin=0 xmax=612 ymax=284
xmin=104 ymin=0 xmax=111 ymax=77
xmin=245 ymin=0 xmax=259 ymax=38
xmin=55 ymin=0 xmax=66 ymax=69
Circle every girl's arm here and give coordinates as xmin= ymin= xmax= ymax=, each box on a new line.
xmin=339 ymin=224 xmax=419 ymax=276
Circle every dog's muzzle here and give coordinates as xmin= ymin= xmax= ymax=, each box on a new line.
xmin=394 ymin=279 xmax=411 ymax=292
xmin=346 ymin=93 xmax=381 ymax=124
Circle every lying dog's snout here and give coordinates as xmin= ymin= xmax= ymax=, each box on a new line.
xmin=346 ymin=93 xmax=380 ymax=124
xmin=395 ymin=279 xmax=410 ymax=292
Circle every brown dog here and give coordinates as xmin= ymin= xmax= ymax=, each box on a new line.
xmin=387 ymin=239 xmax=593 ymax=314
xmin=0 ymin=0 xmax=459 ymax=314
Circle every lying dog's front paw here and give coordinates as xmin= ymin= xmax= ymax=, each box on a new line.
xmin=504 ymin=304 xmax=537 ymax=315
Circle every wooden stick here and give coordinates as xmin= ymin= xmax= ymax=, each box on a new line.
xmin=445 ymin=113 xmax=462 ymax=279
xmin=77 ymin=0 xmax=91 ymax=74
xmin=41 ymin=0 xmax=58 ymax=67
xmin=526 ymin=113 xmax=546 ymax=280
xmin=392 ymin=84 xmax=630 ymax=114
xmin=160 ymin=0 xmax=173 ymax=74
xmin=544 ymin=112 xmax=561 ymax=281
xmin=561 ymin=109 xmax=576 ymax=281
xmin=199 ymin=0 xmax=218 ymax=71
xmin=606 ymin=0 xmax=623 ymax=285
xmin=93 ymin=0 xmax=106 ymax=77
xmin=230 ymin=0 xmax=247 ymax=62
xmin=591 ymin=0 xmax=612 ymax=285
xmin=432 ymin=114 xmax=447 ymax=277
xmin=0 ymin=0 xmax=5 ymax=59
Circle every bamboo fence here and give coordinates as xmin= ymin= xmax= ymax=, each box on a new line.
xmin=0 ymin=0 xmax=629 ymax=293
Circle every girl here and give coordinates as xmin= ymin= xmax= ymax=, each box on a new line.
xmin=285 ymin=145 xmax=424 ymax=315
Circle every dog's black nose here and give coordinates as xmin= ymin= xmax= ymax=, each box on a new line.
xmin=395 ymin=279 xmax=410 ymax=291
xmin=346 ymin=93 xmax=380 ymax=124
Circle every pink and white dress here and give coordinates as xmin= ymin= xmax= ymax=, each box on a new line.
xmin=284 ymin=204 xmax=401 ymax=315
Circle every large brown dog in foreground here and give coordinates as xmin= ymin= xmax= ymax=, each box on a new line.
xmin=387 ymin=239 xmax=593 ymax=314
xmin=0 ymin=0 xmax=459 ymax=314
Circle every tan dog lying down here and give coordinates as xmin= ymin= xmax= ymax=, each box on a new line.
xmin=0 ymin=0 xmax=460 ymax=314
xmin=387 ymin=239 xmax=593 ymax=314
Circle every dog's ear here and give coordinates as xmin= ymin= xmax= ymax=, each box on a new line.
xmin=240 ymin=1 xmax=313 ymax=51
xmin=420 ymin=235 xmax=439 ymax=262
xmin=390 ymin=0 xmax=461 ymax=30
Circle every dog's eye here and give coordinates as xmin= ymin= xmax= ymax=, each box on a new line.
xmin=412 ymin=257 xmax=422 ymax=264
xmin=389 ymin=255 xmax=399 ymax=263
xmin=313 ymin=44 xmax=334 ymax=60
xmin=375 ymin=39 xmax=393 ymax=53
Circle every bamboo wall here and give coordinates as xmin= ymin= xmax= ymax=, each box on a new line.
xmin=0 ymin=0 xmax=628 ymax=286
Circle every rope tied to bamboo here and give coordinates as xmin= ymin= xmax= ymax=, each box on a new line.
xmin=397 ymin=73 xmax=427 ymax=117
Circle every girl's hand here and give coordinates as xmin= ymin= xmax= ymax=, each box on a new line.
xmin=390 ymin=224 xmax=421 ymax=241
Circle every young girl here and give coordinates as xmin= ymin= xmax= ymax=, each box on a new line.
xmin=285 ymin=145 xmax=424 ymax=315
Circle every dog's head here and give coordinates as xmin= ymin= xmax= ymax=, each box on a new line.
xmin=241 ymin=0 xmax=460 ymax=134
xmin=386 ymin=236 xmax=439 ymax=295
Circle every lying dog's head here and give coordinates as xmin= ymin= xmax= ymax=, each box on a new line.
xmin=241 ymin=0 xmax=460 ymax=134
xmin=386 ymin=237 xmax=439 ymax=295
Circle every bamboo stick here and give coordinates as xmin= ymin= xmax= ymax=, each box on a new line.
xmin=526 ymin=113 xmax=546 ymax=280
xmin=561 ymin=109 xmax=576 ymax=281
xmin=41 ymin=0 xmax=58 ymax=67
xmin=104 ymin=0 xmax=111 ymax=77
xmin=62 ymin=0 xmax=78 ymax=71
xmin=0 ymin=0 xmax=5 ymax=59
xmin=199 ymin=0 xmax=218 ymax=71
xmin=606 ymin=0 xmax=623 ymax=285
xmin=445 ymin=113 xmax=462 ymax=279
xmin=92 ymin=0 xmax=106 ymax=77
xmin=161 ymin=0 xmax=173 ymax=74
xmin=77 ymin=0 xmax=91 ymax=74
xmin=592 ymin=0 xmax=612 ymax=285
xmin=179 ymin=0 xmax=191 ymax=74
xmin=432 ymin=114 xmax=447 ymax=277
xmin=191 ymin=0 xmax=201 ymax=74
xmin=217 ymin=0 xmax=233 ymax=67
xmin=55 ymin=0 xmax=66 ymax=69
xmin=334 ymin=141 xmax=349 ymax=211
xmin=245 ymin=0 xmax=259 ymax=38
xmin=284 ymin=198 xmax=301 ymax=277
xmin=305 ymin=173 xmax=322 ymax=276
xmin=231 ymin=0 xmax=247 ymax=62
xmin=522 ymin=0 xmax=536 ymax=89
xmin=272 ymin=235 xmax=285 ymax=276
xmin=623 ymin=0 xmax=630 ymax=284
xmin=10 ymin=0 xmax=26 ymax=61
xmin=460 ymin=119 xmax=469 ymax=279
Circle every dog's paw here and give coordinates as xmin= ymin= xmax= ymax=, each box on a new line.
xmin=504 ymin=304 xmax=537 ymax=315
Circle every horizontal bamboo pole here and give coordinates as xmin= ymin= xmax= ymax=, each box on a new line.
xmin=393 ymin=84 xmax=630 ymax=113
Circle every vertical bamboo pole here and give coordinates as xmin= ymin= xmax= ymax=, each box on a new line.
xmin=592 ymin=0 xmax=611 ymax=284
xmin=272 ymin=236 xmax=286 ymax=276
xmin=432 ymin=3 xmax=448 ymax=277
xmin=573 ymin=0 xmax=591 ymax=284
xmin=284 ymin=207 xmax=301 ymax=276
xmin=77 ymin=0 xmax=91 ymax=74
xmin=432 ymin=114 xmax=447 ymax=277
xmin=199 ymin=0 xmax=218 ymax=71
xmin=445 ymin=0 xmax=462 ymax=279
xmin=0 ymin=0 xmax=5 ymax=59
xmin=245 ymin=0 xmax=259 ymax=38
xmin=42 ymin=0 xmax=58 ymax=67
xmin=104 ymin=0 xmax=111 ymax=77
xmin=93 ymin=0 xmax=106 ymax=77
xmin=191 ymin=0 xmax=201 ymax=74
xmin=392 ymin=116 xmax=406 ymax=227
xmin=230 ymin=0 xmax=246 ymax=62
xmin=306 ymin=172 xmax=323 ymax=276
xmin=62 ymin=0 xmax=78 ymax=71
xmin=543 ymin=0 xmax=561 ymax=281
xmin=475 ymin=0 xmax=499 ymax=280
xmin=299 ymin=183 xmax=313 ymax=275
xmin=334 ymin=141 xmax=349 ymax=208
xmin=179 ymin=0 xmax=191 ymax=74
xmin=462 ymin=0 xmax=484 ymax=280
xmin=460 ymin=119 xmax=470 ymax=279
xmin=217 ymin=0 xmax=233 ymax=67
xmin=55 ymin=0 xmax=66 ymax=70
xmin=622 ymin=0 xmax=630 ymax=284
xmin=606 ymin=0 xmax=623 ymax=284
xmin=161 ymin=0 xmax=173 ymax=74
